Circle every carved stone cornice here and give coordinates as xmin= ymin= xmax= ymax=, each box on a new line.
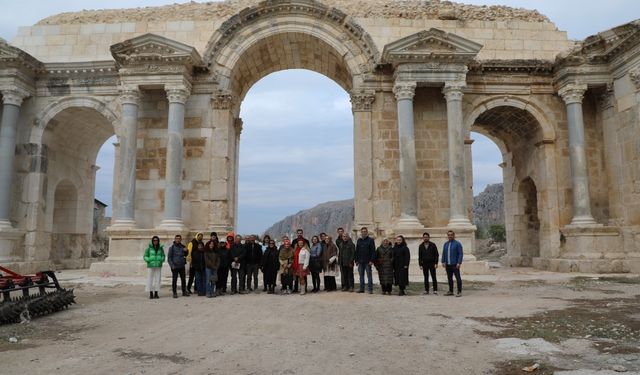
xmin=111 ymin=33 xmax=204 ymax=78
xmin=442 ymin=81 xmax=466 ymax=102
xmin=629 ymin=66 xmax=640 ymax=91
xmin=166 ymin=86 xmax=190 ymax=104
xmin=350 ymin=90 xmax=376 ymax=112
xmin=1 ymin=88 xmax=29 ymax=106
xmin=393 ymin=82 xmax=416 ymax=101
xmin=0 ymin=39 xmax=43 ymax=75
xmin=119 ymin=87 xmax=141 ymax=106
xmin=382 ymin=28 xmax=482 ymax=66
xmin=558 ymin=83 xmax=587 ymax=105
xmin=211 ymin=90 xmax=234 ymax=110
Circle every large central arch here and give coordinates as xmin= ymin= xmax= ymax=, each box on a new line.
xmin=205 ymin=0 xmax=380 ymax=231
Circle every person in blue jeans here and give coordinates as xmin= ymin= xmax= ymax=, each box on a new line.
xmin=355 ymin=227 xmax=377 ymax=294
xmin=441 ymin=230 xmax=464 ymax=297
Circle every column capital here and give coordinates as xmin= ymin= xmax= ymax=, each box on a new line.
xmin=597 ymin=87 xmax=615 ymax=111
xmin=393 ymin=82 xmax=416 ymax=101
xmin=1 ymin=89 xmax=29 ymax=106
xmin=211 ymin=89 xmax=234 ymax=110
xmin=629 ymin=66 xmax=640 ymax=91
xmin=558 ymin=83 xmax=587 ymax=105
xmin=165 ymin=85 xmax=190 ymax=104
xmin=442 ymin=81 xmax=466 ymax=102
xmin=119 ymin=87 xmax=141 ymax=106
xmin=350 ymin=90 xmax=376 ymax=112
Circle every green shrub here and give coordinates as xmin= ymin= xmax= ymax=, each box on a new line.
xmin=488 ymin=225 xmax=506 ymax=242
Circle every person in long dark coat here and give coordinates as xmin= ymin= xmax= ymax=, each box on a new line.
xmin=375 ymin=238 xmax=394 ymax=295
xmin=261 ymin=240 xmax=280 ymax=294
xmin=392 ymin=235 xmax=410 ymax=296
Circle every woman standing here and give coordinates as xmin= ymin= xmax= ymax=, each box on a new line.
xmin=392 ymin=235 xmax=411 ymax=296
xmin=296 ymin=239 xmax=311 ymax=295
xmin=143 ymin=236 xmax=165 ymax=299
xmin=261 ymin=234 xmax=272 ymax=291
xmin=322 ymin=235 xmax=339 ymax=291
xmin=279 ymin=240 xmax=294 ymax=294
xmin=375 ymin=238 xmax=394 ymax=295
xmin=309 ymin=236 xmax=323 ymax=293
xmin=191 ymin=242 xmax=207 ymax=296
xmin=204 ymin=239 xmax=220 ymax=298
xmin=262 ymin=239 xmax=280 ymax=294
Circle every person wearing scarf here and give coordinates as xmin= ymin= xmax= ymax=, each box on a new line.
xmin=261 ymin=239 xmax=280 ymax=294
xmin=322 ymin=235 xmax=339 ymax=291
xmin=191 ymin=241 xmax=207 ymax=296
xmin=279 ymin=240 xmax=294 ymax=294
xmin=143 ymin=236 xmax=165 ymax=299
xmin=216 ymin=234 xmax=233 ymax=295
xmin=186 ymin=232 xmax=204 ymax=294
xmin=375 ymin=238 xmax=394 ymax=295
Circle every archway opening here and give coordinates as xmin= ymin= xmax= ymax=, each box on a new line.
xmin=237 ymin=69 xmax=354 ymax=237
xmin=470 ymin=105 xmax=544 ymax=266
xmin=41 ymin=106 xmax=115 ymax=266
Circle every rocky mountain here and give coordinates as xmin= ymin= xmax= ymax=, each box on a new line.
xmin=263 ymin=183 xmax=504 ymax=238
xmin=262 ymin=199 xmax=354 ymax=239
xmin=473 ymin=183 xmax=504 ymax=227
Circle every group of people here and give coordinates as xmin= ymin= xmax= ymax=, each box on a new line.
xmin=143 ymin=227 xmax=465 ymax=299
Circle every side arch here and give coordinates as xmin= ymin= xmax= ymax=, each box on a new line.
xmin=31 ymin=96 xmax=120 ymax=145
xmin=464 ymin=95 xmax=557 ymax=143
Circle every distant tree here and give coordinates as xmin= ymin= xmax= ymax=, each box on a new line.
xmin=488 ymin=225 xmax=506 ymax=242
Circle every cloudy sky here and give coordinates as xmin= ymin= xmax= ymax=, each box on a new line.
xmin=1 ymin=1 xmax=637 ymax=234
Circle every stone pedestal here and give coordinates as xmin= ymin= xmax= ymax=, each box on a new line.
xmin=536 ymin=226 xmax=625 ymax=273
xmin=0 ymin=227 xmax=25 ymax=263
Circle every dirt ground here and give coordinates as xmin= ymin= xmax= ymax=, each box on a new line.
xmin=1 ymin=268 xmax=639 ymax=375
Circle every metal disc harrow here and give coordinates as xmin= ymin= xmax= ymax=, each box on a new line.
xmin=0 ymin=266 xmax=75 ymax=325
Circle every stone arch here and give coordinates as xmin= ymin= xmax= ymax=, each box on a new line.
xmin=204 ymin=0 xmax=379 ymax=98
xmin=464 ymin=95 xmax=556 ymax=144
xmin=32 ymin=96 xmax=120 ymax=145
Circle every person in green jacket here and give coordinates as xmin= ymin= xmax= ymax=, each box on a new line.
xmin=144 ymin=236 xmax=165 ymax=299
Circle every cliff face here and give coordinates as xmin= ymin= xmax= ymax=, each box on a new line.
xmin=473 ymin=183 xmax=505 ymax=227
xmin=262 ymin=199 xmax=354 ymax=239
xmin=263 ymin=183 xmax=504 ymax=239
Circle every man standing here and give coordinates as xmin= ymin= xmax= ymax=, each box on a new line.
xmin=418 ymin=232 xmax=439 ymax=295
xmin=167 ymin=234 xmax=189 ymax=298
xmin=293 ymin=229 xmax=310 ymax=247
xmin=355 ymin=227 xmax=376 ymax=294
xmin=441 ymin=230 xmax=463 ymax=297
xmin=244 ymin=235 xmax=263 ymax=292
xmin=336 ymin=227 xmax=345 ymax=248
xmin=337 ymin=233 xmax=355 ymax=292
xmin=230 ymin=235 xmax=246 ymax=294
xmin=186 ymin=232 xmax=204 ymax=294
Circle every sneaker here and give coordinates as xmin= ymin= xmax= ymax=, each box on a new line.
xmin=423 ymin=291 xmax=429 ymax=295
xmin=368 ymin=290 xmax=373 ymax=294
xmin=445 ymin=291 xmax=454 ymax=296
xmin=456 ymin=292 xmax=462 ymax=297
xmin=173 ymin=293 xmax=178 ymax=299
xmin=433 ymin=291 xmax=438 ymax=295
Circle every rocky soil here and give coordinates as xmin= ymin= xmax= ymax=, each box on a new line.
xmin=37 ymin=0 xmax=550 ymax=26
xmin=1 ymin=270 xmax=638 ymax=374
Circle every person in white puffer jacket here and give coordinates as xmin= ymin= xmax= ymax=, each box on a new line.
xmin=295 ymin=239 xmax=311 ymax=295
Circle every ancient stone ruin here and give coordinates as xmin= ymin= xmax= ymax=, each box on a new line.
xmin=0 ymin=0 xmax=639 ymax=274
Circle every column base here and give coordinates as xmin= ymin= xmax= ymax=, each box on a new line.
xmin=0 ymin=226 xmax=25 ymax=263
xmin=395 ymin=215 xmax=424 ymax=230
xmin=107 ymin=219 xmax=138 ymax=230
xmin=157 ymin=219 xmax=188 ymax=232
xmin=568 ymin=215 xmax=600 ymax=227
xmin=0 ymin=219 xmax=14 ymax=231
xmin=447 ymin=218 xmax=475 ymax=229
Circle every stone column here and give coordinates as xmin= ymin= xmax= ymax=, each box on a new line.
xmin=351 ymin=90 xmax=376 ymax=228
xmin=0 ymin=90 xmax=26 ymax=229
xmin=558 ymin=83 xmax=597 ymax=226
xmin=159 ymin=86 xmax=190 ymax=230
xmin=111 ymin=88 xmax=140 ymax=228
xmin=232 ymin=118 xmax=242 ymax=229
xmin=443 ymin=81 xmax=473 ymax=227
xmin=393 ymin=82 xmax=422 ymax=227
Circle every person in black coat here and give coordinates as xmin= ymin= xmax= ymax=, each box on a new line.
xmin=418 ymin=232 xmax=439 ymax=295
xmin=261 ymin=239 xmax=280 ymax=294
xmin=216 ymin=240 xmax=231 ymax=295
xmin=191 ymin=242 xmax=207 ymax=296
xmin=244 ymin=235 xmax=263 ymax=292
xmin=230 ymin=235 xmax=246 ymax=294
xmin=392 ymin=235 xmax=410 ymax=296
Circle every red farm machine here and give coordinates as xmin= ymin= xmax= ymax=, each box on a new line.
xmin=0 ymin=265 xmax=75 ymax=324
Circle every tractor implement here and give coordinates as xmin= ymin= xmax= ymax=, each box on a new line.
xmin=0 ymin=265 xmax=75 ymax=324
